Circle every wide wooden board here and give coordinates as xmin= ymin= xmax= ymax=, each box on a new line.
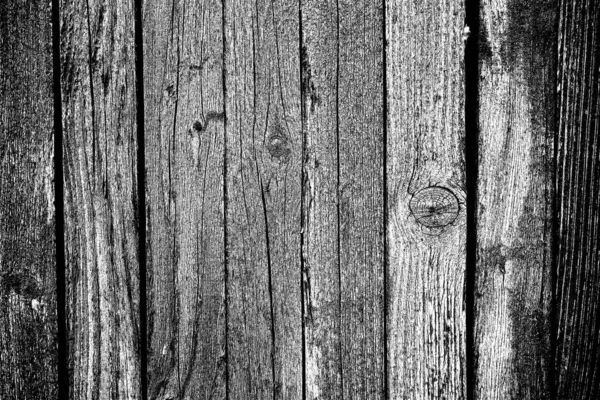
xmin=60 ymin=0 xmax=141 ymax=397
xmin=224 ymin=0 xmax=303 ymax=398
xmin=555 ymin=0 xmax=600 ymax=397
xmin=475 ymin=0 xmax=556 ymax=398
xmin=300 ymin=0 xmax=385 ymax=398
xmin=0 ymin=1 xmax=57 ymax=398
xmin=143 ymin=0 xmax=226 ymax=398
xmin=386 ymin=0 xmax=467 ymax=397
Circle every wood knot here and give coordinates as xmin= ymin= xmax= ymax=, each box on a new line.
xmin=409 ymin=186 xmax=460 ymax=230
xmin=193 ymin=120 xmax=203 ymax=131
xmin=266 ymin=135 xmax=291 ymax=160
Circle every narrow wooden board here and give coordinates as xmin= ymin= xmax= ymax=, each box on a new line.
xmin=299 ymin=1 xmax=341 ymax=397
xmin=386 ymin=0 xmax=467 ymax=397
xmin=143 ymin=0 xmax=226 ymax=398
xmin=300 ymin=0 xmax=385 ymax=398
xmin=224 ymin=0 xmax=303 ymax=398
xmin=474 ymin=0 xmax=556 ymax=398
xmin=0 ymin=1 xmax=57 ymax=398
xmin=555 ymin=0 xmax=600 ymax=397
xmin=60 ymin=0 xmax=141 ymax=397
xmin=337 ymin=0 xmax=386 ymax=398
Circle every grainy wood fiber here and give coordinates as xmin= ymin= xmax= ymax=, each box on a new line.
xmin=4 ymin=0 xmax=600 ymax=398
xmin=386 ymin=0 xmax=467 ymax=398
xmin=555 ymin=0 xmax=600 ymax=397
xmin=475 ymin=0 xmax=556 ymax=398
xmin=224 ymin=0 xmax=303 ymax=398
xmin=300 ymin=0 xmax=385 ymax=398
xmin=60 ymin=0 xmax=140 ymax=398
xmin=143 ymin=0 xmax=226 ymax=398
xmin=0 ymin=1 xmax=57 ymax=398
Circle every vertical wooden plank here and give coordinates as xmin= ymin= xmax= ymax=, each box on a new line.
xmin=301 ymin=0 xmax=343 ymax=399
xmin=60 ymin=0 xmax=140 ymax=397
xmin=224 ymin=0 xmax=303 ymax=398
xmin=555 ymin=0 xmax=600 ymax=397
xmin=475 ymin=0 xmax=556 ymax=398
xmin=299 ymin=0 xmax=341 ymax=397
xmin=0 ymin=1 xmax=57 ymax=398
xmin=386 ymin=0 xmax=467 ymax=398
xmin=143 ymin=0 xmax=226 ymax=398
xmin=300 ymin=0 xmax=385 ymax=398
xmin=337 ymin=0 xmax=385 ymax=398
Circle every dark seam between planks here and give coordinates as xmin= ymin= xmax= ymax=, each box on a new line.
xmin=83 ymin=0 xmax=98 ymax=187
xmin=334 ymin=0 xmax=345 ymax=398
xmin=169 ymin=0 xmax=183 ymax=395
xmin=52 ymin=0 xmax=67 ymax=397
xmin=382 ymin=0 xmax=388 ymax=396
xmin=464 ymin=0 xmax=479 ymax=398
xmin=133 ymin=0 xmax=147 ymax=396
xmin=222 ymin=0 xmax=230 ymax=398
xmin=299 ymin=2 xmax=307 ymax=398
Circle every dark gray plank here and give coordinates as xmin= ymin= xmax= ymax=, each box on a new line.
xmin=386 ymin=0 xmax=467 ymax=397
xmin=143 ymin=0 xmax=226 ymax=398
xmin=60 ymin=0 xmax=140 ymax=397
xmin=224 ymin=0 xmax=303 ymax=398
xmin=300 ymin=0 xmax=385 ymax=398
xmin=0 ymin=1 xmax=57 ymax=398
xmin=475 ymin=0 xmax=556 ymax=398
xmin=300 ymin=0 xmax=341 ymax=397
xmin=555 ymin=0 xmax=600 ymax=397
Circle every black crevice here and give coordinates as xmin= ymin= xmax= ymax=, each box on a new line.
xmin=51 ymin=0 xmax=67 ymax=398
xmin=464 ymin=0 xmax=480 ymax=398
xmin=221 ymin=1 xmax=230 ymax=399
xmin=133 ymin=0 xmax=147 ymax=398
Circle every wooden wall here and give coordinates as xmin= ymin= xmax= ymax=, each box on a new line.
xmin=1 ymin=0 xmax=599 ymax=399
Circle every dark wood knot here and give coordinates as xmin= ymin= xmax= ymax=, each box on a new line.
xmin=193 ymin=120 xmax=203 ymax=131
xmin=409 ymin=186 xmax=460 ymax=229
xmin=266 ymin=135 xmax=291 ymax=159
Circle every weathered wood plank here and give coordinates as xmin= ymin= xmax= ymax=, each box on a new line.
xmin=555 ymin=0 xmax=600 ymax=397
xmin=299 ymin=1 xmax=341 ymax=398
xmin=60 ymin=0 xmax=141 ymax=397
xmin=300 ymin=0 xmax=385 ymax=398
xmin=224 ymin=0 xmax=303 ymax=398
xmin=143 ymin=0 xmax=226 ymax=398
xmin=475 ymin=0 xmax=556 ymax=398
xmin=337 ymin=1 xmax=386 ymax=398
xmin=386 ymin=0 xmax=467 ymax=397
xmin=0 ymin=1 xmax=57 ymax=398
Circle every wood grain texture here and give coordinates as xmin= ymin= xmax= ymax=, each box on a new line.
xmin=386 ymin=0 xmax=467 ymax=398
xmin=300 ymin=0 xmax=385 ymax=398
xmin=60 ymin=0 xmax=140 ymax=397
xmin=300 ymin=0 xmax=342 ymax=396
xmin=475 ymin=0 xmax=556 ymax=398
xmin=224 ymin=0 xmax=303 ymax=398
xmin=143 ymin=0 xmax=226 ymax=398
xmin=0 ymin=1 xmax=57 ymax=398
xmin=555 ymin=0 xmax=600 ymax=397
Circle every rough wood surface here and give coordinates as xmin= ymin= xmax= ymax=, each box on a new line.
xmin=224 ymin=1 xmax=303 ymax=398
xmin=555 ymin=0 xmax=600 ymax=397
xmin=300 ymin=0 xmax=385 ymax=398
xmin=386 ymin=0 xmax=467 ymax=398
xmin=300 ymin=0 xmax=342 ymax=397
xmin=60 ymin=0 xmax=140 ymax=397
xmin=0 ymin=1 xmax=57 ymax=398
xmin=143 ymin=0 xmax=226 ymax=399
xmin=475 ymin=0 xmax=556 ymax=398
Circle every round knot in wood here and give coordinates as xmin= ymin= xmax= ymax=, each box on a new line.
xmin=409 ymin=186 xmax=460 ymax=229
xmin=266 ymin=135 xmax=291 ymax=159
